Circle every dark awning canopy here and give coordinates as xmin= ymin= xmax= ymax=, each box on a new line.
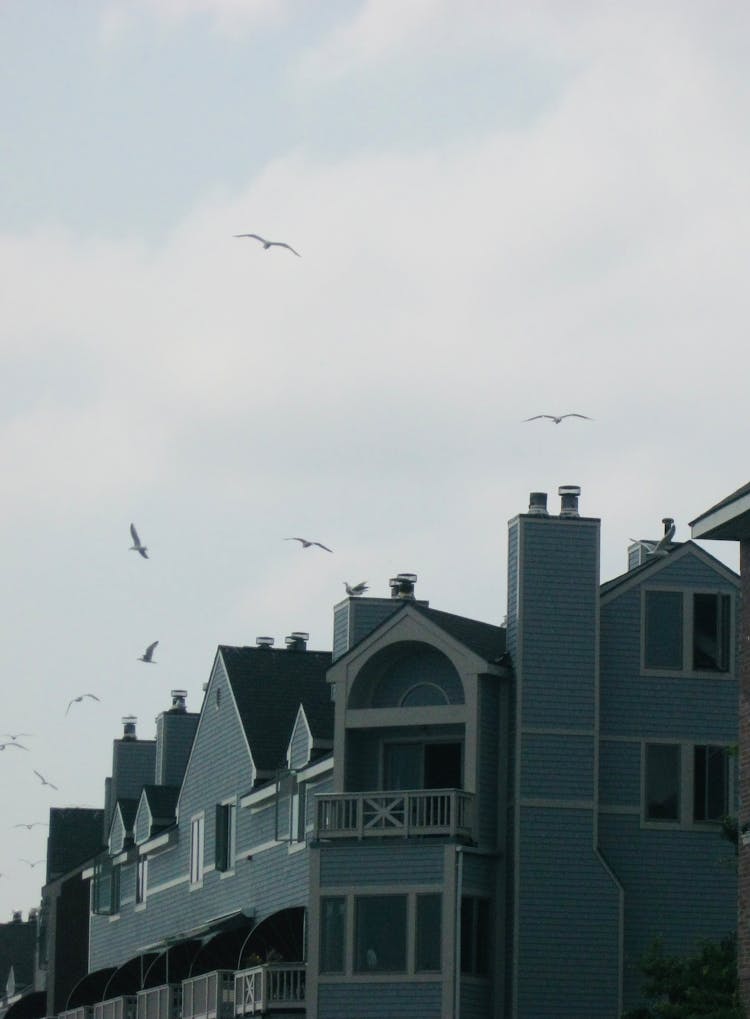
xmin=3 ymin=992 xmax=46 ymax=1019
xmin=67 ymin=967 xmax=117 ymax=1008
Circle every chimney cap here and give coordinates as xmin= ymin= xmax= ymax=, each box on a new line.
xmin=255 ymin=636 xmax=274 ymax=648
xmin=528 ymin=492 xmax=549 ymax=515
xmin=558 ymin=484 xmax=581 ymax=497
xmin=389 ymin=573 xmax=418 ymax=599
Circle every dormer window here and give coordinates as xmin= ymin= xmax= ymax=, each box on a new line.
xmin=643 ymin=589 xmax=732 ymax=675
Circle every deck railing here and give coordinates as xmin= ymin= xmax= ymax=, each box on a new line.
xmin=315 ymin=788 xmax=474 ymax=840
xmin=182 ymin=971 xmax=234 ymax=1019
xmin=59 ymin=1007 xmax=93 ymax=1019
xmin=92 ymin=996 xmax=137 ymax=1019
xmin=136 ymin=984 xmax=181 ymax=1019
xmin=234 ymin=964 xmax=305 ymax=1015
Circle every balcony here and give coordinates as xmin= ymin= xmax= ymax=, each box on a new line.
xmin=182 ymin=971 xmax=234 ymax=1019
xmin=136 ymin=985 xmax=181 ymax=1019
xmin=59 ymin=1008 xmax=93 ymax=1019
xmin=92 ymin=996 xmax=137 ymax=1019
xmin=315 ymin=788 xmax=474 ymax=841
xmin=234 ymin=964 xmax=305 ymax=1015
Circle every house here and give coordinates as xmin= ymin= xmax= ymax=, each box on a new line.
xmin=33 ymin=485 xmax=739 ymax=1018
xmin=690 ymin=479 xmax=750 ymax=1010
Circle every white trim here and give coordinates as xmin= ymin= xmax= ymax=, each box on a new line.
xmin=600 ymin=542 xmax=739 ymax=606
xmin=240 ymin=784 xmax=277 ymax=809
xmin=139 ymin=831 xmax=174 ymax=855
xmin=519 ymin=798 xmax=594 ymax=810
xmin=148 ymin=873 xmax=189 ymax=895
xmin=641 ymin=586 xmax=736 ymax=678
xmin=691 ymin=490 xmax=750 ymax=537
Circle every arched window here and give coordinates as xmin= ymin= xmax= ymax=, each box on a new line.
xmin=400 ymin=683 xmax=449 ymax=708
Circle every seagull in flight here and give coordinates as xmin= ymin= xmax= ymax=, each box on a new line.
xmin=234 ymin=234 xmax=301 ymax=257
xmin=285 ymin=537 xmax=333 ymax=552
xmin=129 ymin=523 xmax=149 ymax=559
xmin=0 ymin=742 xmax=29 ymax=751
xmin=630 ymin=518 xmax=676 ymax=557
xmin=19 ymin=859 xmax=45 ymax=869
xmin=344 ymin=581 xmax=369 ymax=597
xmin=12 ymin=822 xmax=48 ymax=830
xmin=33 ymin=770 xmax=58 ymax=791
xmin=66 ymin=693 xmax=100 ymax=716
xmin=139 ymin=641 xmax=159 ymax=663
xmin=523 ymin=413 xmax=593 ymax=424
xmin=1 ymin=733 xmax=33 ymax=741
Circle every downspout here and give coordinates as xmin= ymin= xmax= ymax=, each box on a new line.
xmin=454 ymin=846 xmax=464 ymax=1019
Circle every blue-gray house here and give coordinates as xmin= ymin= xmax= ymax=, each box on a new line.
xmin=35 ymin=486 xmax=738 ymax=1019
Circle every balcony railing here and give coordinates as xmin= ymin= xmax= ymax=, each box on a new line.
xmin=93 ymin=996 xmax=137 ymax=1019
xmin=59 ymin=1007 xmax=93 ymax=1019
xmin=136 ymin=984 xmax=181 ymax=1019
xmin=182 ymin=971 xmax=234 ymax=1019
xmin=315 ymin=788 xmax=474 ymax=841
xmin=234 ymin=965 xmax=305 ymax=1015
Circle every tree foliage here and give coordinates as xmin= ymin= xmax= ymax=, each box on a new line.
xmin=622 ymin=935 xmax=744 ymax=1019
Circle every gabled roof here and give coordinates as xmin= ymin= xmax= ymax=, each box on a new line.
xmin=299 ymin=696 xmax=334 ymax=744
xmin=411 ymin=605 xmax=506 ymax=663
xmin=690 ymin=480 xmax=750 ymax=525
xmin=113 ymin=798 xmax=139 ymax=834
xmin=599 ymin=540 xmax=739 ymax=602
xmin=219 ymin=646 xmax=332 ymax=773
xmin=141 ymin=785 xmax=179 ymax=823
xmin=599 ymin=543 xmax=685 ymax=596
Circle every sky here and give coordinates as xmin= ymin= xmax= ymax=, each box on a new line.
xmin=1 ymin=0 xmax=749 ymax=921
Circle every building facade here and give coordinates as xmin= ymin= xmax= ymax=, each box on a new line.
xmin=19 ymin=486 xmax=740 ymax=1019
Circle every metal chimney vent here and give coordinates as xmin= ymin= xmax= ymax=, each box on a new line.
xmin=121 ymin=715 xmax=137 ymax=740
xmin=170 ymin=689 xmax=187 ymax=712
xmin=559 ymin=485 xmax=581 ymax=518
xmin=285 ymin=631 xmax=309 ymax=651
xmin=389 ymin=573 xmax=418 ymax=599
xmin=528 ymin=492 xmax=549 ymax=516
xmin=255 ymin=636 xmax=274 ymax=648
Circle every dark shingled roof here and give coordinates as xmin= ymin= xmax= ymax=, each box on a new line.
xmin=300 ymin=696 xmax=334 ymax=743
xmin=219 ymin=646 xmax=332 ymax=772
xmin=47 ymin=807 xmax=105 ymax=882
xmin=0 ymin=918 xmax=36 ymax=993
xmin=141 ymin=785 xmax=179 ymax=823
xmin=412 ymin=605 xmax=506 ymax=662
xmin=690 ymin=479 xmax=750 ymax=526
xmin=114 ymin=798 xmax=139 ymax=832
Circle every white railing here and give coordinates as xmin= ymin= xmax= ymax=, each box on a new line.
xmin=59 ymin=1007 xmax=93 ymax=1019
xmin=182 ymin=971 xmax=234 ymax=1019
xmin=234 ymin=965 xmax=305 ymax=1015
xmin=315 ymin=789 xmax=474 ymax=840
xmin=136 ymin=984 xmax=181 ymax=1019
xmin=93 ymin=996 xmax=137 ymax=1019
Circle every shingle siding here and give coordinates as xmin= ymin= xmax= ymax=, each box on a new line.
xmin=319 ymin=843 xmax=445 ymax=888
xmin=317 ymin=982 xmax=442 ymax=1018
xmin=288 ymin=711 xmax=311 ymax=771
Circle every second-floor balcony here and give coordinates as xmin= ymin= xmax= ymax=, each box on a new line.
xmin=315 ymin=788 xmax=474 ymax=841
xmin=182 ymin=971 xmax=234 ymax=1019
xmin=234 ymin=964 xmax=305 ymax=1015
xmin=93 ymin=996 xmax=137 ymax=1019
xmin=136 ymin=984 xmax=181 ymax=1019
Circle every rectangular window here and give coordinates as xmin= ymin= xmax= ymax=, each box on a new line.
xmin=320 ymin=897 xmax=346 ymax=973
xmin=384 ymin=742 xmax=463 ymax=791
xmin=645 ymin=743 xmax=681 ymax=822
xmin=694 ymin=745 xmax=730 ymax=822
xmin=135 ymin=857 xmax=148 ymax=905
xmin=460 ymin=897 xmax=490 ymax=976
xmin=644 ymin=590 xmax=683 ymax=670
xmin=416 ymin=894 xmax=442 ymax=972
xmin=215 ymin=803 xmax=235 ymax=872
xmin=190 ymin=815 xmax=204 ymax=885
xmin=291 ymin=783 xmax=307 ymax=843
xmin=354 ymin=895 xmax=407 ymax=973
xmin=92 ymin=857 xmax=120 ymax=916
xmin=693 ymin=594 xmax=731 ymax=672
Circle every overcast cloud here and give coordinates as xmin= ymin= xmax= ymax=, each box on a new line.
xmin=0 ymin=0 xmax=748 ymax=919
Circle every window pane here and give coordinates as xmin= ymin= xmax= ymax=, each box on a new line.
xmin=694 ymin=745 xmax=729 ymax=822
xmin=645 ymin=744 xmax=680 ymax=821
xmin=320 ymin=897 xmax=345 ymax=973
xmin=355 ymin=896 xmax=406 ymax=973
xmin=693 ymin=594 xmax=731 ymax=672
xmin=401 ymin=684 xmax=448 ymax=707
xmin=644 ymin=591 xmax=683 ymax=669
xmin=384 ymin=744 xmax=422 ymax=790
xmin=416 ymin=895 xmax=441 ymax=971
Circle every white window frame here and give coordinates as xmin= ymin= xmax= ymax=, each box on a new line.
xmin=189 ymin=813 xmax=205 ymax=888
xmin=135 ymin=855 xmax=148 ymax=908
xmin=217 ymin=799 xmax=237 ymax=875
xmin=641 ymin=587 xmax=734 ymax=678
xmin=641 ymin=740 xmax=735 ymax=831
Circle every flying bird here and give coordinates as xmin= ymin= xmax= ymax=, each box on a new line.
xmin=139 ymin=641 xmax=159 ymax=663
xmin=234 ymin=234 xmax=301 ymax=257
xmin=129 ymin=523 xmax=149 ymax=558
xmin=1 ymin=733 xmax=33 ymax=741
xmin=285 ymin=537 xmax=333 ymax=552
xmin=19 ymin=859 xmax=45 ymax=868
xmin=0 ymin=742 xmax=29 ymax=751
xmin=12 ymin=822 xmax=47 ymax=830
xmin=630 ymin=518 xmax=676 ymax=557
xmin=66 ymin=693 xmax=101 ymax=716
xmin=523 ymin=414 xmax=593 ymax=424
xmin=33 ymin=770 xmax=58 ymax=791
xmin=344 ymin=581 xmax=369 ymax=597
